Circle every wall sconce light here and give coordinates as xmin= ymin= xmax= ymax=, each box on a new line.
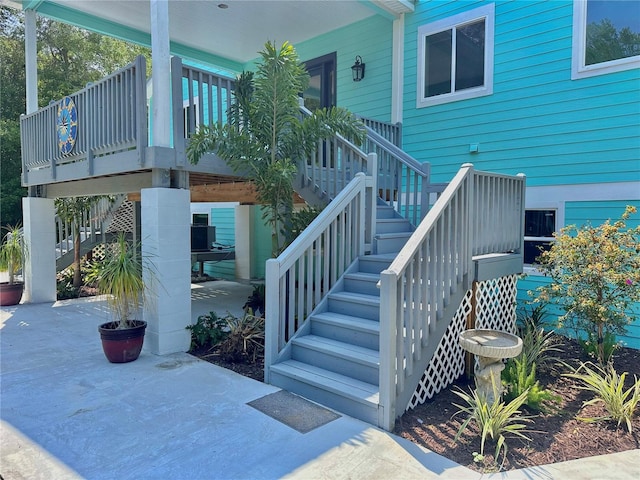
xmin=351 ymin=55 xmax=365 ymax=82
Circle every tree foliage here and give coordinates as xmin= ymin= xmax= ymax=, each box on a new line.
xmin=187 ymin=41 xmax=364 ymax=257
xmin=586 ymin=19 xmax=640 ymax=65
xmin=536 ymin=206 xmax=640 ymax=364
xmin=0 ymin=6 xmax=149 ymax=226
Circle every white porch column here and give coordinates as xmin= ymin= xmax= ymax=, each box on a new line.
xmin=150 ymin=0 xmax=171 ymax=147
xmin=25 ymin=9 xmax=38 ymax=114
xmin=234 ymin=205 xmax=251 ymax=280
xmin=141 ymin=188 xmax=191 ymax=355
xmin=391 ymin=14 xmax=405 ymax=124
xmin=22 ymin=198 xmax=56 ymax=303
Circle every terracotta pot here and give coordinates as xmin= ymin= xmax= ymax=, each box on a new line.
xmin=0 ymin=282 xmax=24 ymax=306
xmin=98 ymin=320 xmax=147 ymax=363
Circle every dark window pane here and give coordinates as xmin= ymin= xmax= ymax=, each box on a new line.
xmin=192 ymin=213 xmax=209 ymax=225
xmin=586 ymin=0 xmax=640 ymax=65
xmin=524 ymin=240 xmax=552 ymax=264
xmin=425 ymin=30 xmax=452 ymax=97
xmin=524 ymin=210 xmax=555 ymax=237
xmin=455 ymin=19 xmax=485 ymax=90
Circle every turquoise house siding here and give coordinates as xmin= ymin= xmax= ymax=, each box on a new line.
xmin=401 ymin=0 xmax=640 ymax=185
xmin=196 ymin=207 xmax=235 ymax=280
xmin=518 ymin=200 xmax=640 ymax=349
xmin=295 ymin=14 xmax=394 ymax=121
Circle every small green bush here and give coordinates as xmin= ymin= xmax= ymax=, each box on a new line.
xmin=502 ymin=355 xmax=561 ymax=411
xmin=579 ymin=331 xmax=620 ymax=365
xmin=564 ymin=362 xmax=640 ymax=432
xmin=517 ymin=306 xmax=561 ymax=373
xmin=186 ymin=312 xmax=228 ymax=350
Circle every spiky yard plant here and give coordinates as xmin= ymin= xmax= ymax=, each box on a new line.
xmin=0 ymin=224 xmax=27 ymax=285
xmin=187 ymin=41 xmax=364 ymax=257
xmin=564 ymin=361 xmax=640 ymax=432
xmin=96 ymin=233 xmax=148 ymax=329
xmin=502 ymin=355 xmax=561 ymax=411
xmin=453 ymin=386 xmax=533 ymax=469
xmin=536 ymin=205 xmax=640 ymax=365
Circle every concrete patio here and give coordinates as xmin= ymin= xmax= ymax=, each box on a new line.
xmin=1 ymin=281 xmax=638 ymax=479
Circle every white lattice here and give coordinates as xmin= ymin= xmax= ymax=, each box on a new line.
xmin=106 ymin=201 xmax=135 ymax=233
xmin=406 ymin=274 xmax=519 ymax=410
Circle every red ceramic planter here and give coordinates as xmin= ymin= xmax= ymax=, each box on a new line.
xmin=99 ymin=320 xmax=147 ymax=363
xmin=0 ymin=282 xmax=24 ymax=306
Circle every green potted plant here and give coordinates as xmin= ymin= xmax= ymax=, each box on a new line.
xmin=96 ymin=232 xmax=150 ymax=363
xmin=0 ymin=224 xmax=27 ymax=306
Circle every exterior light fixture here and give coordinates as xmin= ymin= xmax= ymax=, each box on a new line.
xmin=351 ymin=56 xmax=365 ymax=82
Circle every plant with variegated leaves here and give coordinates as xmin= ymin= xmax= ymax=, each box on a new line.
xmin=535 ymin=206 xmax=640 ymax=364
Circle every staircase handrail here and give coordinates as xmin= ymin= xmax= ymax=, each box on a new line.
xmin=378 ymin=164 xmax=526 ymax=430
xmin=265 ymin=158 xmax=377 ymax=382
xmin=55 ymin=195 xmax=124 ymax=264
xmin=361 ymin=125 xmax=444 ymax=225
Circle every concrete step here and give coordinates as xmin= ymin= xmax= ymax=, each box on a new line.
xmin=291 ymin=335 xmax=379 ymax=385
xmin=310 ymin=312 xmax=380 ymax=350
xmin=269 ymin=360 xmax=379 ymax=425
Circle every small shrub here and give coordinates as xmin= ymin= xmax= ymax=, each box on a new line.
xmin=564 ymin=362 xmax=640 ymax=432
xmin=218 ymin=311 xmax=265 ymax=363
xmin=453 ymin=387 xmax=533 ymax=469
xmin=579 ymin=331 xmax=620 ymax=365
xmin=502 ymin=355 xmax=561 ymax=411
xmin=186 ymin=312 xmax=228 ymax=350
xmin=243 ymin=284 xmax=265 ymax=316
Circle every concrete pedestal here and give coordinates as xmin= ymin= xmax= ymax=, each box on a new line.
xmin=22 ymin=197 xmax=56 ymax=303
xmin=141 ymin=188 xmax=191 ymax=355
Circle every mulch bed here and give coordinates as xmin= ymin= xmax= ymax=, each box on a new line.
xmin=193 ymin=334 xmax=639 ymax=472
xmin=393 ymin=335 xmax=640 ymax=472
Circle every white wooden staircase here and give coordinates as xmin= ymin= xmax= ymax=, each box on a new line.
xmin=265 ymin=121 xmax=526 ymax=430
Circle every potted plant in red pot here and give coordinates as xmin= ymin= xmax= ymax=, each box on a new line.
xmin=0 ymin=225 xmax=27 ymax=306
xmin=96 ymin=232 xmax=152 ymax=363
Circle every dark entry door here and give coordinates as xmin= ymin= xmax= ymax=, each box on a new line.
xmin=303 ymin=53 xmax=336 ymax=111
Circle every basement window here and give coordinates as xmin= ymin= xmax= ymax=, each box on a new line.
xmin=524 ymin=209 xmax=556 ymax=265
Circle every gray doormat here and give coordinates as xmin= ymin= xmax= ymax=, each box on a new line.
xmin=247 ymin=390 xmax=341 ymax=433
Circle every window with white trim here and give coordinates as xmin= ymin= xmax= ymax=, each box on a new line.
xmin=524 ymin=209 xmax=557 ymax=265
xmin=572 ymin=0 xmax=640 ymax=79
xmin=417 ymin=3 xmax=494 ymax=108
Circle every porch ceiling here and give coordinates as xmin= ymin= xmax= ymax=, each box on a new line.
xmin=25 ymin=1 xmax=414 ymax=69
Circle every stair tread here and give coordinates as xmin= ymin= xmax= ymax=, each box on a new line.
xmin=312 ymin=311 xmax=380 ymax=332
xmin=293 ymin=335 xmax=379 ymax=363
xmin=271 ymin=360 xmax=379 ymax=402
xmin=344 ymin=271 xmax=380 ymax=281
xmin=375 ymin=231 xmax=412 ymax=239
xmin=329 ymin=291 xmax=380 ymax=304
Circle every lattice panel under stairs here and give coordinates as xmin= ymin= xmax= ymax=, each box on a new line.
xmin=106 ymin=201 xmax=135 ymax=233
xmin=406 ymin=274 xmax=519 ymax=410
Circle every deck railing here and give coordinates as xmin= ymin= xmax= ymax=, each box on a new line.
xmin=378 ymin=164 xmax=525 ymax=430
xmin=265 ymin=163 xmax=377 ymax=379
xmin=362 ymin=127 xmax=446 ymax=226
xmin=359 ymin=116 xmax=402 ymax=147
xmin=171 ymin=57 xmax=235 ymax=163
xmin=21 ymin=56 xmax=147 ymax=185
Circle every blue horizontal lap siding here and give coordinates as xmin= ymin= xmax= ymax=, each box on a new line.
xmin=519 ymin=200 xmax=640 ymax=349
xmin=294 ymin=14 xmax=393 ymax=121
xmin=402 ymin=1 xmax=640 ymax=185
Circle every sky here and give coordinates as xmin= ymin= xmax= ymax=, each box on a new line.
xmin=587 ymin=0 xmax=640 ymax=33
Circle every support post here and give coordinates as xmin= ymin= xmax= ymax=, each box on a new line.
xmin=25 ymin=9 xmax=38 ymax=114
xmin=22 ymin=198 xmax=56 ymax=303
xmin=141 ymin=188 xmax=191 ymax=355
xmin=150 ymin=0 xmax=171 ymax=148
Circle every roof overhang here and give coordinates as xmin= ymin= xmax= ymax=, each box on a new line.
xmin=17 ymin=0 xmax=414 ymax=72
